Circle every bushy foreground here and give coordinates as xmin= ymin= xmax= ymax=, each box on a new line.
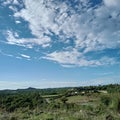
xmin=0 ymin=84 xmax=120 ymax=120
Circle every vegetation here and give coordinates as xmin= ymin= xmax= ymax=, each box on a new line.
xmin=0 ymin=84 xmax=120 ymax=120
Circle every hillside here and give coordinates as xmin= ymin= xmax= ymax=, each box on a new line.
xmin=0 ymin=84 xmax=120 ymax=120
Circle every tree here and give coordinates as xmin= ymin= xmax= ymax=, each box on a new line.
xmin=60 ymin=96 xmax=68 ymax=104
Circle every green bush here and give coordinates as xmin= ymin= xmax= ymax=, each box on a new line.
xmin=110 ymin=94 xmax=120 ymax=113
xmin=100 ymin=95 xmax=111 ymax=106
xmin=10 ymin=116 xmax=18 ymax=120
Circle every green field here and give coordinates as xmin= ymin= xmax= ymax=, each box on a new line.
xmin=0 ymin=84 xmax=120 ymax=120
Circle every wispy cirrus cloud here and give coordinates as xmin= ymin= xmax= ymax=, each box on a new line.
xmin=1 ymin=0 xmax=120 ymax=67
xmin=20 ymin=54 xmax=30 ymax=59
xmin=0 ymin=49 xmax=14 ymax=57
xmin=6 ymin=30 xmax=51 ymax=48
xmin=43 ymin=49 xmax=117 ymax=67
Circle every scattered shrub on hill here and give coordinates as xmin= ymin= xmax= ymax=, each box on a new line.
xmin=100 ymin=95 xmax=111 ymax=106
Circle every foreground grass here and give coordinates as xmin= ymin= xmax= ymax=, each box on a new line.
xmin=0 ymin=85 xmax=120 ymax=120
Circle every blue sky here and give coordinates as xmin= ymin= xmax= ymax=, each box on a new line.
xmin=0 ymin=0 xmax=120 ymax=89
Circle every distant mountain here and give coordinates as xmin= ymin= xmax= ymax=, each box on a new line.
xmin=0 ymin=87 xmax=38 ymax=94
xmin=17 ymin=87 xmax=37 ymax=91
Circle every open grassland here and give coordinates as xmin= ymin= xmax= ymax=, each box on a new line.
xmin=0 ymin=84 xmax=120 ymax=120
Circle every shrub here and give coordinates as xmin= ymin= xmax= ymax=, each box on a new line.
xmin=110 ymin=94 xmax=120 ymax=113
xmin=10 ymin=116 xmax=18 ymax=120
xmin=60 ymin=96 xmax=68 ymax=104
xmin=100 ymin=95 xmax=111 ymax=106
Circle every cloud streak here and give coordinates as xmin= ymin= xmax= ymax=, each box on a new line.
xmin=43 ymin=50 xmax=117 ymax=67
xmin=20 ymin=54 xmax=30 ymax=59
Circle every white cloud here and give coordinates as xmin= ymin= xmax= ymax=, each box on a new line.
xmin=0 ymin=50 xmax=14 ymax=57
xmin=9 ymin=6 xmax=18 ymax=12
xmin=43 ymin=49 xmax=82 ymax=65
xmin=14 ymin=0 xmax=58 ymax=38
xmin=2 ymin=0 xmax=19 ymax=6
xmin=13 ymin=0 xmax=19 ymax=5
xmin=2 ymin=0 xmax=12 ymax=5
xmin=16 ymin=56 xmax=22 ymax=59
xmin=4 ymin=0 xmax=120 ymax=66
xmin=103 ymin=0 xmax=120 ymax=8
xmin=12 ymin=0 xmax=120 ymax=50
xmin=6 ymin=30 xmax=51 ymax=48
xmin=15 ymin=20 xmax=21 ymax=24
xmin=20 ymin=54 xmax=30 ymax=59
xmin=43 ymin=50 xmax=117 ymax=67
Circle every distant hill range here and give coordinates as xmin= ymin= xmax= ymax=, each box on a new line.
xmin=0 ymin=84 xmax=120 ymax=95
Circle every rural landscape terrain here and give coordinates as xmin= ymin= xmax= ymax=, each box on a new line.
xmin=0 ymin=84 xmax=120 ymax=120
xmin=0 ymin=0 xmax=120 ymax=120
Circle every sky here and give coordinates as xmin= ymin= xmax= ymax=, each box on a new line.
xmin=0 ymin=0 xmax=120 ymax=90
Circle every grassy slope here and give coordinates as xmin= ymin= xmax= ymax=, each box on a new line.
xmin=0 ymin=85 xmax=120 ymax=120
